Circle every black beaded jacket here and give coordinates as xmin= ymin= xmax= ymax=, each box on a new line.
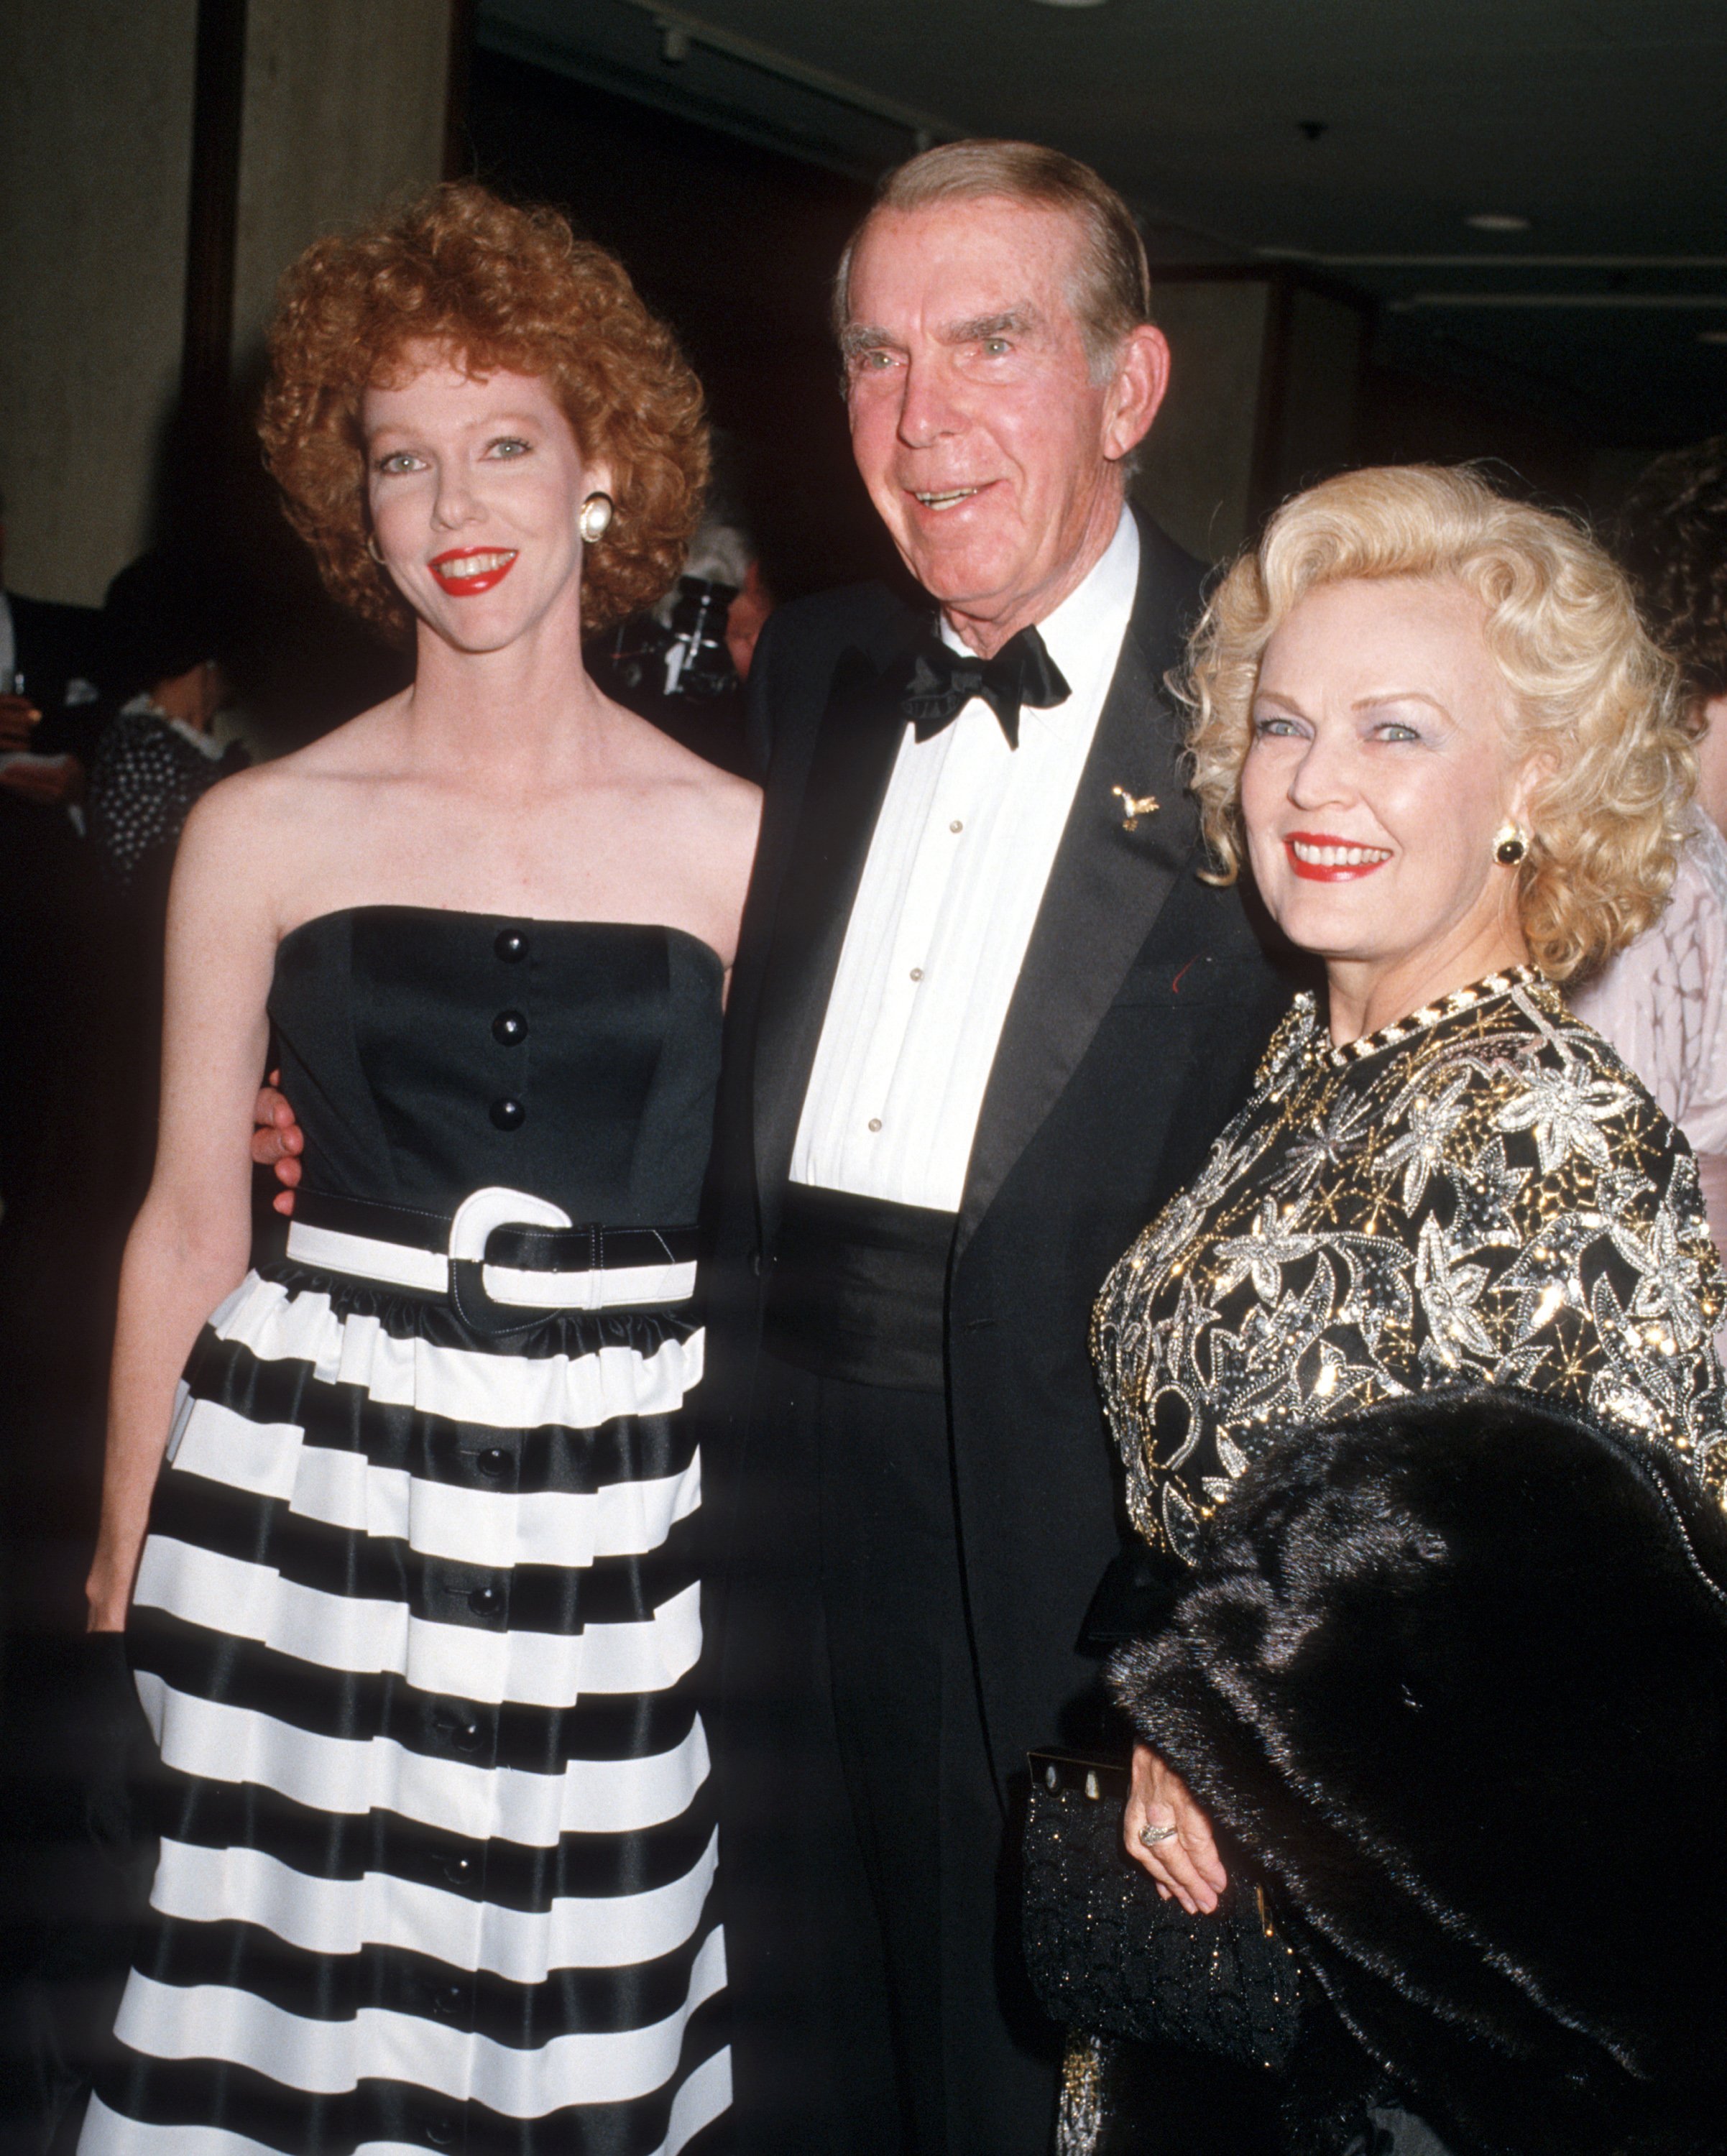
xmin=1095 ymin=967 xmax=1726 ymax=1567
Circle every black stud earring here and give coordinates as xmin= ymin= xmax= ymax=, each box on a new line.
xmin=1494 ymin=824 xmax=1527 ymax=866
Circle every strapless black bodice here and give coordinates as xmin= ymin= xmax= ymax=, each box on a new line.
xmin=267 ymin=907 xmax=724 ymax=1224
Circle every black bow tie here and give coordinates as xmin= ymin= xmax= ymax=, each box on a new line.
xmin=881 ymin=622 xmax=1072 ymax=749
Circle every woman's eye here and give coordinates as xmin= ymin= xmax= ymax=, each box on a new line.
xmin=1253 ymin=715 xmax=1303 ymax=738
xmin=487 ymin=437 xmax=530 ymax=459
xmin=375 ymin=451 xmax=420 ymax=475
xmin=1373 ymin=722 xmax=1421 ymax=743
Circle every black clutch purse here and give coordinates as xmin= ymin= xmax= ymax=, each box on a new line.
xmin=1021 ymin=1750 xmax=1303 ymax=2072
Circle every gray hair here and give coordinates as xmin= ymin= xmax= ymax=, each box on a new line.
xmin=832 ymin=139 xmax=1153 ymax=382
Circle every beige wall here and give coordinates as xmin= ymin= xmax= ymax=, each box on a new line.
xmin=0 ymin=0 xmax=198 ymax=604
xmin=0 ymin=0 xmax=451 ymax=608
xmin=232 ymin=0 xmax=452 ymax=373
xmin=1133 ymin=280 xmax=1270 ymax=565
xmin=1133 ymin=276 xmax=1364 ymax=564
xmin=1269 ymin=287 xmax=1365 ymax=507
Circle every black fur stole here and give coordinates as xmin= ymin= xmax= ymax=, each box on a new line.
xmin=1109 ymin=1391 xmax=1727 ymax=2156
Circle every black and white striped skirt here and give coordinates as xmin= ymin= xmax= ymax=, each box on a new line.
xmin=83 ymin=1210 xmax=729 ymax=2156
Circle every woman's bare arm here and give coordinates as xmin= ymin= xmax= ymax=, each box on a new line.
xmin=86 ymin=778 xmax=282 ymax=1630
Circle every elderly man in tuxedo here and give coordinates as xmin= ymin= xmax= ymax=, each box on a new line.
xmin=254 ymin=140 xmax=1294 ymax=2155
xmin=704 ymin=142 xmax=1293 ymax=2155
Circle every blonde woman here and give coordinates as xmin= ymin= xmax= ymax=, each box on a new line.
xmin=1069 ymin=466 xmax=1727 ymax=2156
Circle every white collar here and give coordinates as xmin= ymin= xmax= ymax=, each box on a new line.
xmin=121 ymin=690 xmax=227 ymax=760
xmin=938 ymin=505 xmax=1140 ymax=723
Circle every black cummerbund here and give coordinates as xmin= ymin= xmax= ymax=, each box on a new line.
xmin=761 ymin=1183 xmax=957 ymax=1393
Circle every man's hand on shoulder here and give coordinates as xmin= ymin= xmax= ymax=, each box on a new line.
xmin=252 ymin=1069 xmax=303 ymax=1215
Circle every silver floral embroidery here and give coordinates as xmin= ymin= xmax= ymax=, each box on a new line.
xmin=1493 ymin=1061 xmax=1637 ymax=1175
xmin=1095 ymin=972 xmax=1727 ymax=1558
xmin=1414 ymin=1216 xmax=1496 ymax=1367
xmin=1381 ymin=1070 xmax=1475 ymax=1210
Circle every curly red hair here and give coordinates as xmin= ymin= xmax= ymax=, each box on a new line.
xmin=258 ymin=183 xmax=707 ymax=640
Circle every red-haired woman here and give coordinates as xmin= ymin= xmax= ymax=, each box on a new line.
xmin=81 ymin=185 xmax=756 ymax=2156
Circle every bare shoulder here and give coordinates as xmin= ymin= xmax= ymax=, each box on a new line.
xmin=174 ymin=691 xmax=411 ymax=911
xmin=622 ymin=709 xmax=761 ymax=842
xmin=268 ymin=688 xmax=411 ymax=781
xmin=678 ymin=750 xmax=762 ymax=888
xmin=694 ymin=755 xmax=763 ymax=847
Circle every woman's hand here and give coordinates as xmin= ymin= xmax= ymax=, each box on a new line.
xmin=1124 ymin=1741 xmax=1228 ymax=1915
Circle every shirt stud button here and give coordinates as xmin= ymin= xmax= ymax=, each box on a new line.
xmin=492 ymin=1008 xmax=527 ymax=1046
xmin=949 ymin=819 xmax=963 ymax=834
xmin=910 ymin=967 xmax=924 ymax=982
xmin=490 ymin=1097 xmax=525 ymax=1131
xmin=867 ymin=1118 xmax=883 ymax=1133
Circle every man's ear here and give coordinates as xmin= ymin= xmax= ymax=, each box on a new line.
xmin=1103 ymin=324 xmax=1171 ymax=465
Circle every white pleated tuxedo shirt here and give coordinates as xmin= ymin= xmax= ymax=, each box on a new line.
xmin=789 ymin=506 xmax=1141 ymax=1214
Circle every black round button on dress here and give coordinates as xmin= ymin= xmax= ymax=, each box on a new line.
xmin=494 ymin=928 xmax=528 ymax=963
xmin=489 ymin=1097 xmax=525 ymax=1131
xmin=492 ymin=1009 xmax=527 ymax=1046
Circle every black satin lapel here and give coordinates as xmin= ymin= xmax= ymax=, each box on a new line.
xmin=751 ymin=650 xmax=908 ymax=1225
xmin=956 ymin=614 xmax=1197 ymax=1253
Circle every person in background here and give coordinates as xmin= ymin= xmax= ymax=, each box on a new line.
xmin=1570 ymin=436 xmax=1727 ymax=1290
xmin=89 ymin=550 xmax=249 ymax=897
xmin=590 ymin=481 xmax=770 ymax=776
xmin=0 ymin=484 xmax=109 ymax=1214
xmin=724 ymin=553 xmax=774 ymax=682
xmin=0 ymin=492 xmax=115 ymax=1567
xmin=86 ymin=551 xmax=252 ymax=1210
xmin=0 ymin=487 xmax=104 ymax=814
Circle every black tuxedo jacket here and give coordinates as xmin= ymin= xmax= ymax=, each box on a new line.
xmin=704 ymin=511 xmax=1298 ymax=1795
xmin=6 ymin=590 xmax=106 ymax=763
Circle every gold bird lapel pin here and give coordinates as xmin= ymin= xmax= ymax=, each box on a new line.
xmin=1112 ymin=786 xmax=1160 ymax=831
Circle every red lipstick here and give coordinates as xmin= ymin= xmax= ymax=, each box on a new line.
xmin=428 ymin=546 xmax=519 ymax=596
xmin=1284 ymin=831 xmax=1394 ymax=883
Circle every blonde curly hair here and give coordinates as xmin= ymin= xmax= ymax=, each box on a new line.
xmin=257 ymin=183 xmax=707 ymax=641
xmin=1183 ymin=464 xmax=1693 ymax=982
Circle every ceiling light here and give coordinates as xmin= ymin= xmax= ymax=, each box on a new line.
xmin=1467 ymin=213 xmax=1532 ymax=233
